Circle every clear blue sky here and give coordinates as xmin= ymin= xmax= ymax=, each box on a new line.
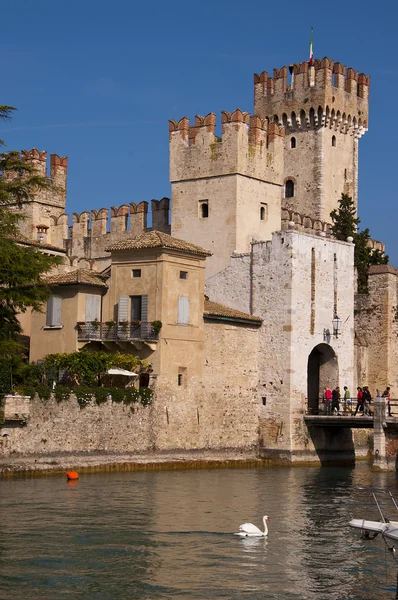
xmin=1 ymin=0 xmax=397 ymax=261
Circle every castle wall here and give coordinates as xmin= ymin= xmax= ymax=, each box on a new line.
xmin=1 ymin=319 xmax=259 ymax=458
xmin=170 ymin=110 xmax=284 ymax=279
xmin=254 ymin=59 xmax=368 ymax=223
xmin=283 ymin=128 xmax=357 ymax=221
xmin=207 ymin=228 xmax=355 ymax=460
xmin=355 ymin=266 xmax=398 ymax=395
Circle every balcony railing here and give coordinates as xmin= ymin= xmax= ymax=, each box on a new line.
xmin=77 ymin=322 xmax=159 ymax=342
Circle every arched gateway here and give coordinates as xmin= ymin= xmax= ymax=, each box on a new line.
xmin=307 ymin=344 xmax=339 ymax=415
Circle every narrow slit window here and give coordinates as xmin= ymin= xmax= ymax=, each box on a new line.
xmin=290 ymin=137 xmax=296 ymax=149
xmin=200 ymin=202 xmax=209 ymax=218
xmin=260 ymin=203 xmax=268 ymax=221
xmin=332 ymin=135 xmax=336 ymax=147
xmin=285 ymin=179 xmax=294 ymax=198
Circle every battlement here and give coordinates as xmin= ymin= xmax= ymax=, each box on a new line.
xmin=281 ymin=208 xmax=331 ymax=236
xmin=169 ymin=109 xmax=284 ymax=184
xmin=68 ymin=199 xmax=170 ymax=240
xmin=20 ymin=149 xmax=68 ymax=186
xmin=254 ymin=57 xmax=369 ymax=134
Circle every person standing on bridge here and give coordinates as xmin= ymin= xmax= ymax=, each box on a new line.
xmin=354 ymin=387 xmax=363 ymax=416
xmin=362 ymin=386 xmax=372 ymax=416
xmin=332 ymin=386 xmax=340 ymax=415
xmin=324 ymin=386 xmax=332 ymax=415
xmin=343 ymin=386 xmax=351 ymax=414
xmin=382 ymin=386 xmax=391 ymax=417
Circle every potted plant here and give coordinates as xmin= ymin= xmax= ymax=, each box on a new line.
xmin=91 ymin=318 xmax=100 ymax=331
xmin=151 ymin=320 xmax=162 ymax=334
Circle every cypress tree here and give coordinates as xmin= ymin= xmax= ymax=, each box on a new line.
xmin=330 ymin=194 xmax=389 ymax=294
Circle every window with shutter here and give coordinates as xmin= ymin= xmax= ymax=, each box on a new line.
xmin=178 ymin=296 xmax=189 ymax=324
xmin=130 ymin=296 xmax=142 ymax=322
xmin=46 ymin=296 xmax=62 ymax=327
xmin=118 ymin=295 xmax=129 ymax=323
xmin=85 ymin=295 xmax=100 ymax=322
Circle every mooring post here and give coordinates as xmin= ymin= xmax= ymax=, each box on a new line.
xmin=373 ymin=396 xmax=387 ymax=470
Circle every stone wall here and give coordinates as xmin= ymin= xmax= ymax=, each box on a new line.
xmin=0 ymin=319 xmax=259 ymax=460
xmin=355 ymin=265 xmax=398 ymax=394
xmin=170 ymin=110 xmax=284 ymax=279
xmin=207 ymin=228 xmax=355 ymax=461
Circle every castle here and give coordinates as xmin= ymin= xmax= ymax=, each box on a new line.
xmin=9 ymin=56 xmax=398 ymax=463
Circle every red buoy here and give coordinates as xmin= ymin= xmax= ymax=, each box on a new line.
xmin=66 ymin=471 xmax=79 ymax=480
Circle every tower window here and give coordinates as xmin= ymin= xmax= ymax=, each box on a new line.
xmin=285 ymin=179 xmax=295 ymax=198
xmin=290 ymin=137 xmax=296 ymax=149
xmin=132 ymin=269 xmax=141 ymax=278
xmin=199 ymin=201 xmax=209 ymax=218
xmin=332 ymin=135 xmax=336 ymax=147
xmin=260 ymin=203 xmax=268 ymax=221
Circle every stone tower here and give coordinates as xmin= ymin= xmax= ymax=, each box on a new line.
xmin=5 ymin=149 xmax=68 ymax=248
xmin=254 ymin=58 xmax=370 ymax=223
xmin=170 ymin=110 xmax=284 ymax=278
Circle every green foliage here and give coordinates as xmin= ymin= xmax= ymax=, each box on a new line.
xmin=109 ymin=388 xmax=124 ymax=403
xmin=0 ymin=409 xmax=4 ymax=425
xmin=138 ymin=387 xmax=153 ymax=406
xmin=0 ymin=107 xmax=61 ymax=356
xmin=93 ymin=387 xmax=110 ymax=404
xmin=330 ymin=193 xmax=359 ymax=240
xmin=151 ymin=320 xmax=162 ymax=334
xmin=74 ymin=386 xmax=94 ymax=407
xmin=53 ymin=385 xmax=71 ymax=403
xmin=330 ymin=194 xmax=389 ymax=293
xmin=42 ymin=350 xmax=147 ymax=387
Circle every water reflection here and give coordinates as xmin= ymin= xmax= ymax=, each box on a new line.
xmin=1 ymin=466 xmax=398 ymax=599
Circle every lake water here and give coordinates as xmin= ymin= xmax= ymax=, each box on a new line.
xmin=1 ymin=464 xmax=398 ymax=599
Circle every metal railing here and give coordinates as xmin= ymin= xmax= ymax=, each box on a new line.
xmin=307 ymin=397 xmax=378 ymax=416
xmin=77 ymin=322 xmax=159 ymax=342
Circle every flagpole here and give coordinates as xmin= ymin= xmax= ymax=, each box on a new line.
xmin=309 ymin=26 xmax=315 ymax=87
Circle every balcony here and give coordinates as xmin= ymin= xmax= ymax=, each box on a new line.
xmin=77 ymin=322 xmax=159 ymax=343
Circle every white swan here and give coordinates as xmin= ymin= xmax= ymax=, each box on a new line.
xmin=234 ymin=515 xmax=270 ymax=537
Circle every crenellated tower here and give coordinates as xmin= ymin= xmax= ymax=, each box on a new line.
xmin=254 ymin=57 xmax=369 ymax=222
xmin=170 ymin=109 xmax=284 ymax=278
xmin=4 ymin=149 xmax=68 ymax=248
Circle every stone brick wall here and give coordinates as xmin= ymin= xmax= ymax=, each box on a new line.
xmin=206 ymin=228 xmax=355 ymax=459
xmin=0 ymin=319 xmax=259 ymax=458
xmin=355 ymin=266 xmax=398 ymax=394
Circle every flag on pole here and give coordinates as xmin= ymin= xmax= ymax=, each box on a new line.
xmin=309 ymin=27 xmax=314 ymax=66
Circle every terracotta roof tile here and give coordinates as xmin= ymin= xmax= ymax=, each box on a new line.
xmin=13 ymin=235 xmax=66 ymax=253
xmin=105 ymin=230 xmax=212 ymax=257
xmin=44 ymin=269 xmax=108 ymax=288
xmin=204 ymin=299 xmax=262 ymax=324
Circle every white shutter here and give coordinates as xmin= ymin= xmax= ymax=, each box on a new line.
xmin=46 ymin=297 xmax=54 ymax=326
xmin=141 ymin=294 xmax=148 ymax=323
xmin=53 ymin=296 xmax=62 ymax=326
xmin=47 ymin=296 xmax=62 ymax=326
xmin=85 ymin=295 xmax=100 ymax=322
xmin=178 ymin=296 xmax=189 ymax=324
xmin=118 ymin=295 xmax=129 ymax=322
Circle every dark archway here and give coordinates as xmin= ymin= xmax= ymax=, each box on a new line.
xmin=307 ymin=344 xmax=339 ymax=414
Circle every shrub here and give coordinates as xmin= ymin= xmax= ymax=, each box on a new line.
xmin=53 ymin=385 xmax=71 ymax=403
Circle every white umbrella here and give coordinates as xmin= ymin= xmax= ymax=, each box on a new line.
xmin=107 ymin=368 xmax=138 ymax=377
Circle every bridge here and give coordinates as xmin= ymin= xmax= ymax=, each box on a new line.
xmin=304 ymin=399 xmax=398 ymax=471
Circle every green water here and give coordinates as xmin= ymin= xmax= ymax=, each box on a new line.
xmin=1 ymin=464 xmax=398 ymax=599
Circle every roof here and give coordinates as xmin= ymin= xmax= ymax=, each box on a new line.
xmin=204 ymin=299 xmax=262 ymax=325
xmin=44 ymin=269 xmax=108 ymax=288
xmin=105 ymin=230 xmax=212 ymax=257
xmin=13 ymin=235 xmax=66 ymax=253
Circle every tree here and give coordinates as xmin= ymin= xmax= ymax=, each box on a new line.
xmin=42 ymin=350 xmax=147 ymax=387
xmin=330 ymin=194 xmax=389 ymax=294
xmin=0 ymin=105 xmax=62 ymax=359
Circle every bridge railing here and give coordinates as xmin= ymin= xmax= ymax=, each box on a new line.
xmin=307 ymin=398 xmax=376 ymax=416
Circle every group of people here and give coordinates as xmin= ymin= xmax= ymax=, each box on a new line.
xmin=323 ymin=385 xmax=392 ymax=417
